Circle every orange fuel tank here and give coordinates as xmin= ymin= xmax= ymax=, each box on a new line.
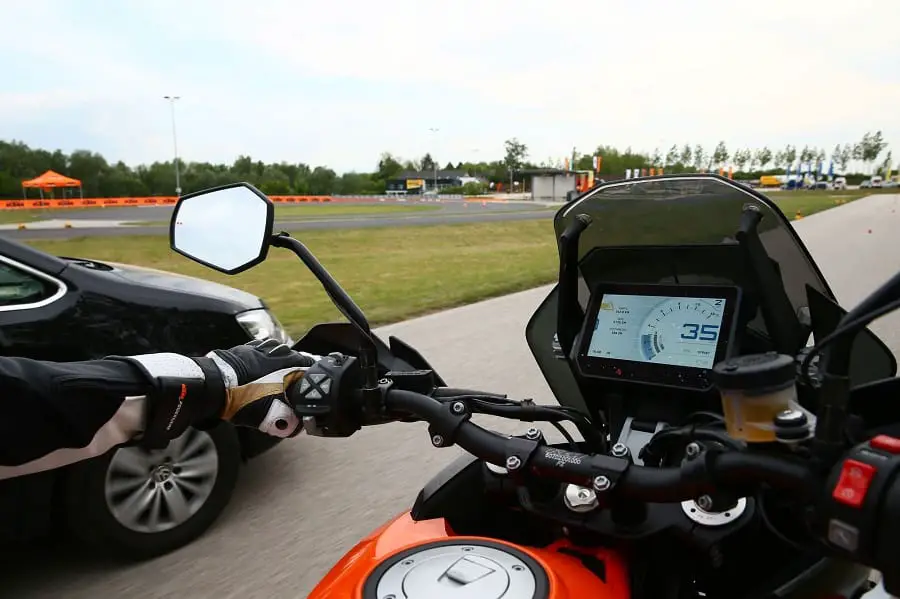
xmin=307 ymin=511 xmax=630 ymax=598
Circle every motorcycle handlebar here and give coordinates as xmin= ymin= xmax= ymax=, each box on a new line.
xmin=384 ymin=388 xmax=816 ymax=502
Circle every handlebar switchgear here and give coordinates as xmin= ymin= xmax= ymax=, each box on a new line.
xmin=817 ymin=434 xmax=900 ymax=595
xmin=291 ymin=352 xmax=364 ymax=437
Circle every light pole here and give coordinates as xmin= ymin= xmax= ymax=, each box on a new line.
xmin=163 ymin=95 xmax=182 ymax=196
xmin=428 ymin=127 xmax=439 ymax=192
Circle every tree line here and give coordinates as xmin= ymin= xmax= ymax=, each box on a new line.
xmin=559 ymin=131 xmax=891 ymax=180
xmin=0 ymin=132 xmax=891 ymax=199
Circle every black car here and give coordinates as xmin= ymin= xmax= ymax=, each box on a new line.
xmin=0 ymin=236 xmax=293 ymax=559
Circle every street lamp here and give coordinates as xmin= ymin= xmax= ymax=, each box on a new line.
xmin=163 ymin=95 xmax=182 ymax=196
xmin=428 ymin=127 xmax=439 ymax=192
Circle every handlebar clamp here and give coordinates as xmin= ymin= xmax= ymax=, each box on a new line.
xmin=500 ymin=436 xmax=543 ymax=476
xmin=427 ymin=400 xmax=473 ymax=448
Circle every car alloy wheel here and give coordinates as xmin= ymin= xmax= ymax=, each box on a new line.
xmin=104 ymin=427 xmax=219 ymax=534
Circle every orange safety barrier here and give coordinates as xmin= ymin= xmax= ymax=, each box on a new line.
xmin=0 ymin=195 xmax=339 ymax=210
xmin=270 ymin=196 xmax=334 ymax=203
xmin=0 ymin=194 xmax=515 ymax=209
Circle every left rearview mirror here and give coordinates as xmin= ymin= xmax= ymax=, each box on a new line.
xmin=170 ymin=182 xmax=275 ymax=274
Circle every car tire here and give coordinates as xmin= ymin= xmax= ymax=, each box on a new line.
xmin=61 ymin=422 xmax=241 ymax=561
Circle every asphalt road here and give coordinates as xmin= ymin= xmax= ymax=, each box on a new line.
xmin=0 ymin=201 xmax=555 ymax=240
xmin=4 ymin=194 xmax=900 ymax=598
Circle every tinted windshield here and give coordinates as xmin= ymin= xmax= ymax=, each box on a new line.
xmin=554 ymin=175 xmax=833 ymax=339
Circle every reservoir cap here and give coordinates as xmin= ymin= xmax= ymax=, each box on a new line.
xmin=710 ymin=352 xmax=795 ymax=393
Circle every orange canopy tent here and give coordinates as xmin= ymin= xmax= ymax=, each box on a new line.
xmin=21 ymin=170 xmax=83 ymax=200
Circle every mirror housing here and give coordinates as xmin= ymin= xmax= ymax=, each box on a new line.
xmin=167 ymin=182 xmax=382 ymax=390
xmin=170 ymin=182 xmax=275 ymax=275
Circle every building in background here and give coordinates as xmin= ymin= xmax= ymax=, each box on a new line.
xmin=523 ymin=168 xmax=578 ymax=202
xmin=386 ymin=170 xmax=485 ymax=194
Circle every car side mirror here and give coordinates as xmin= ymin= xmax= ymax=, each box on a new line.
xmin=170 ymin=182 xmax=275 ymax=275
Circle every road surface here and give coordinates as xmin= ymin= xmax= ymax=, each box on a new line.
xmin=3 ymin=194 xmax=900 ymax=598
xmin=0 ymin=201 xmax=556 ymax=240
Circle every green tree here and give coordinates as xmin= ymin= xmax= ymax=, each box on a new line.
xmin=502 ymin=138 xmax=528 ymax=172
xmin=755 ymin=147 xmax=773 ymax=170
xmin=859 ymin=131 xmax=889 ymax=172
xmin=307 ymin=166 xmax=337 ymax=195
xmin=419 ymin=153 xmax=436 ymax=171
xmin=799 ymin=145 xmax=815 ymax=168
xmin=832 ymin=144 xmax=843 ymax=169
xmin=712 ymin=141 xmax=729 ymax=166
xmin=693 ymin=145 xmax=707 ymax=171
xmin=371 ymin=152 xmax=403 ymax=191
xmin=774 ymin=149 xmax=786 ymax=169
xmin=679 ymin=144 xmax=693 ymax=167
xmin=665 ymin=144 xmax=679 ymax=167
xmin=882 ymin=150 xmax=893 ymax=177
xmin=837 ymin=144 xmax=853 ymax=172
xmin=783 ymin=145 xmax=797 ymax=168
xmin=733 ymin=149 xmax=751 ymax=172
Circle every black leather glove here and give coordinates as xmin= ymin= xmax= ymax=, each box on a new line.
xmin=207 ymin=339 xmax=317 ymax=434
xmin=111 ymin=339 xmax=321 ymax=448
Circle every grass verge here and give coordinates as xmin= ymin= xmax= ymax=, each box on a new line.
xmin=765 ymin=188 xmax=897 ymax=218
xmin=26 ymin=220 xmax=559 ymax=337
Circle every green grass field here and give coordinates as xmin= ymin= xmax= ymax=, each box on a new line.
xmin=26 ymin=221 xmax=559 ymax=336
xmin=765 ymin=188 xmax=896 ymax=218
xmin=14 ymin=188 xmax=890 ymax=335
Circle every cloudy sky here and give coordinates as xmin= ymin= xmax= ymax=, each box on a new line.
xmin=4 ymin=0 xmax=899 ymax=172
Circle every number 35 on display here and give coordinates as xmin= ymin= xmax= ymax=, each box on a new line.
xmin=681 ymin=323 xmax=719 ymax=341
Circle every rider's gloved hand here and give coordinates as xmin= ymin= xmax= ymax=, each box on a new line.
xmin=206 ymin=339 xmax=317 ymax=434
xmin=108 ymin=339 xmax=323 ymax=448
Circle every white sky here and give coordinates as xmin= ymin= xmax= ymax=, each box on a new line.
xmin=4 ymin=0 xmax=899 ymax=172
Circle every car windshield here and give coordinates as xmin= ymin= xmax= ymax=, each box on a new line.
xmin=553 ymin=175 xmax=833 ymax=335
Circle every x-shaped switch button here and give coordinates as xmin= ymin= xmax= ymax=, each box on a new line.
xmin=297 ymin=372 xmax=332 ymax=400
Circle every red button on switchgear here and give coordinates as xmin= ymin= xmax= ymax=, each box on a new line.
xmin=870 ymin=435 xmax=900 ymax=454
xmin=832 ymin=459 xmax=876 ymax=508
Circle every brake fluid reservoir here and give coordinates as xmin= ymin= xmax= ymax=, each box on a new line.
xmin=710 ymin=352 xmax=797 ymax=443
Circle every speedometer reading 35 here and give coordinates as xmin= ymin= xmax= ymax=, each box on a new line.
xmin=639 ymin=298 xmax=723 ymax=368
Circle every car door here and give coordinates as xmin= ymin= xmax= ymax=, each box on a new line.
xmin=0 ymin=253 xmax=81 ymax=361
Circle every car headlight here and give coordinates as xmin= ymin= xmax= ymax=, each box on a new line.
xmin=236 ymin=309 xmax=293 ymax=345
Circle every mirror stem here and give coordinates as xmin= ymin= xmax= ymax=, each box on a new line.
xmin=269 ymin=233 xmax=379 ymax=389
xmin=270 ymin=233 xmax=372 ymax=333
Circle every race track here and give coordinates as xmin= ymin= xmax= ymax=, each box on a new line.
xmin=0 ymin=200 xmax=555 ymax=240
xmin=4 ymin=193 xmax=900 ymax=598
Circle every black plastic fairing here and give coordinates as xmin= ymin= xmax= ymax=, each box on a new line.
xmin=293 ymin=323 xmax=404 ymax=377
xmin=389 ymin=336 xmax=447 ymax=387
xmin=410 ymin=453 xmax=481 ymax=521
xmin=524 ymin=285 xmax=594 ymax=419
xmin=806 ymin=284 xmax=897 ymax=386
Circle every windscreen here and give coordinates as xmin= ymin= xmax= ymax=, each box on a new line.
xmin=554 ymin=175 xmax=834 ymax=335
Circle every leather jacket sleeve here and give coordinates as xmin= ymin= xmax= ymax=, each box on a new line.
xmin=0 ymin=355 xmax=155 ymax=480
